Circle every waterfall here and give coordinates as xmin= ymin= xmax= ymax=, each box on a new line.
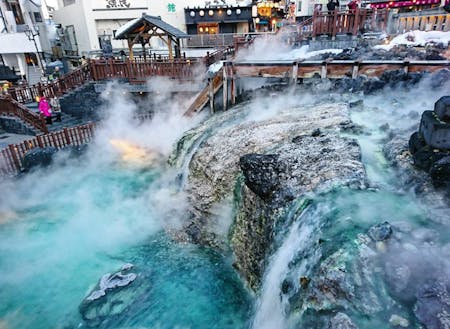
xmin=252 ymin=204 xmax=322 ymax=329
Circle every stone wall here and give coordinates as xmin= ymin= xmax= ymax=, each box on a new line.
xmin=0 ymin=117 xmax=36 ymax=136
xmin=60 ymin=83 xmax=104 ymax=121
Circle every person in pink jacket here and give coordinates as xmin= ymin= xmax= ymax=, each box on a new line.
xmin=38 ymin=96 xmax=53 ymax=124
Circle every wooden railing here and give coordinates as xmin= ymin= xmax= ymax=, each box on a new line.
xmin=8 ymin=65 xmax=91 ymax=104
xmin=0 ymin=95 xmax=48 ymax=133
xmin=312 ymin=9 xmax=389 ymax=38
xmin=390 ymin=9 xmax=450 ymax=34
xmin=204 ymin=47 xmax=235 ymax=66
xmin=0 ymin=123 xmax=95 ymax=176
xmin=184 ymin=68 xmax=224 ymax=116
xmin=89 ymin=58 xmax=201 ymax=83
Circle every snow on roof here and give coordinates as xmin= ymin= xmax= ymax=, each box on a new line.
xmin=115 ymin=17 xmax=141 ymax=39
xmin=374 ymin=30 xmax=450 ymax=51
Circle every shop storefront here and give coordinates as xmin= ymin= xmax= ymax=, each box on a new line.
xmin=253 ymin=0 xmax=287 ymax=32
xmin=184 ymin=5 xmax=253 ymax=35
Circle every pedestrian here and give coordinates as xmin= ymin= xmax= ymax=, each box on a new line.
xmin=53 ymin=66 xmax=61 ymax=79
xmin=327 ymin=0 xmax=337 ymax=13
xmin=80 ymin=55 xmax=88 ymax=66
xmin=50 ymin=96 xmax=62 ymax=122
xmin=119 ymin=50 xmax=127 ymax=61
xmin=38 ymin=96 xmax=53 ymax=125
xmin=347 ymin=0 xmax=359 ymax=10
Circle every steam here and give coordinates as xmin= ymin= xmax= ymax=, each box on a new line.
xmin=235 ymin=33 xmax=343 ymax=61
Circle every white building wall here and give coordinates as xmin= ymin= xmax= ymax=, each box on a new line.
xmin=146 ymin=0 xmax=188 ymax=32
xmin=0 ymin=0 xmax=48 ymax=77
xmin=52 ymin=1 xmax=91 ymax=55
xmin=53 ymin=0 xmax=150 ymax=54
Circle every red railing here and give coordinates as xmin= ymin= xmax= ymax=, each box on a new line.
xmin=89 ymin=58 xmax=202 ymax=82
xmin=0 ymin=122 xmax=95 ymax=176
xmin=0 ymin=95 xmax=48 ymax=133
xmin=8 ymin=65 xmax=91 ymax=104
xmin=312 ymin=9 xmax=389 ymax=38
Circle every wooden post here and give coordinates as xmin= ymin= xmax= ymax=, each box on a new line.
xmin=8 ymin=145 xmax=21 ymax=172
xmin=128 ymin=39 xmax=134 ymax=61
xmin=321 ymin=61 xmax=327 ymax=79
xmin=332 ymin=10 xmax=339 ymax=40
xmin=353 ymin=8 xmax=360 ymax=37
xmin=209 ymin=78 xmax=215 ymax=114
xmin=291 ymin=62 xmax=299 ymax=85
xmin=403 ymin=60 xmax=410 ymax=74
xmin=36 ymin=135 xmax=44 ymax=148
xmin=142 ymin=42 xmax=147 ymax=61
xmin=63 ymin=128 xmax=71 ymax=145
xmin=230 ymin=65 xmax=236 ymax=105
xmin=168 ymin=37 xmax=173 ymax=61
xmin=223 ymin=63 xmax=228 ymax=111
xmin=352 ymin=60 xmax=360 ymax=79
xmin=312 ymin=9 xmax=318 ymax=40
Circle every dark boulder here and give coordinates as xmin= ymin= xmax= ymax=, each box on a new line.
xmin=362 ymin=79 xmax=386 ymax=94
xmin=239 ymin=154 xmax=283 ymax=200
xmin=408 ymin=131 xmax=426 ymax=155
xmin=412 ymin=145 xmax=448 ymax=171
xmin=311 ymin=128 xmax=322 ymax=137
xmin=434 ymin=96 xmax=450 ymax=122
xmin=430 ymin=69 xmax=450 ymax=89
xmin=22 ymin=147 xmax=57 ymax=172
xmin=368 ymin=221 xmax=393 ymax=241
xmin=429 ymin=156 xmax=450 ymax=183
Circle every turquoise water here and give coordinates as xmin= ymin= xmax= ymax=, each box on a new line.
xmin=0 ymin=157 xmax=251 ymax=329
xmin=2 ymin=81 xmax=450 ymax=329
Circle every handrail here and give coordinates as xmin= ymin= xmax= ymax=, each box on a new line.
xmin=89 ymin=58 xmax=202 ymax=82
xmin=0 ymin=95 xmax=48 ymax=133
xmin=0 ymin=122 xmax=95 ymax=176
xmin=204 ymin=46 xmax=235 ymax=66
xmin=8 ymin=65 xmax=91 ymax=104
xmin=312 ymin=8 xmax=389 ymax=37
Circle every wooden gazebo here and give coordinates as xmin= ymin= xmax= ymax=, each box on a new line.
xmin=114 ymin=13 xmax=188 ymax=61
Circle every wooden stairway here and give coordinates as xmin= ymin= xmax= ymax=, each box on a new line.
xmin=183 ymin=69 xmax=223 ymax=117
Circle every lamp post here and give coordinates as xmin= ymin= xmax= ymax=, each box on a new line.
xmin=24 ymin=25 xmax=44 ymax=75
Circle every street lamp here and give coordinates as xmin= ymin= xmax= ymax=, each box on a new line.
xmin=24 ymin=25 xmax=44 ymax=75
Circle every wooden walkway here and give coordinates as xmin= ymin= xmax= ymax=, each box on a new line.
xmin=226 ymin=59 xmax=450 ymax=80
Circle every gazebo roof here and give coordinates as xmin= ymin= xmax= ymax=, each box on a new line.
xmin=114 ymin=14 xmax=188 ymax=40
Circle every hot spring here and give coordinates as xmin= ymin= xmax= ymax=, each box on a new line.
xmin=0 ymin=73 xmax=449 ymax=329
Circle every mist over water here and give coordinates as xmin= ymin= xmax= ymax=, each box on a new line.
xmin=1 ymin=55 xmax=450 ymax=329
xmin=0 ymin=78 xmax=250 ymax=329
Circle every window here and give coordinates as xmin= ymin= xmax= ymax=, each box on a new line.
xmin=33 ymin=12 xmax=42 ymax=23
xmin=63 ymin=0 xmax=76 ymax=6
xmin=5 ymin=1 xmax=25 ymax=25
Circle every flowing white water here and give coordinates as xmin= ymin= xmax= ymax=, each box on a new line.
xmin=252 ymin=205 xmax=321 ymax=329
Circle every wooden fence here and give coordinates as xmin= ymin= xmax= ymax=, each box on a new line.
xmin=0 ymin=95 xmax=48 ymax=133
xmin=390 ymin=10 xmax=450 ymax=34
xmin=312 ymin=9 xmax=389 ymax=38
xmin=8 ymin=65 xmax=91 ymax=104
xmin=0 ymin=123 xmax=95 ymax=176
xmin=89 ymin=58 xmax=201 ymax=83
xmin=204 ymin=47 xmax=235 ymax=66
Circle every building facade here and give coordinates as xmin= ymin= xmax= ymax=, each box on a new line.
xmin=52 ymin=0 xmax=258 ymax=56
xmin=0 ymin=0 xmax=51 ymax=82
xmin=53 ymin=0 xmax=151 ymax=57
